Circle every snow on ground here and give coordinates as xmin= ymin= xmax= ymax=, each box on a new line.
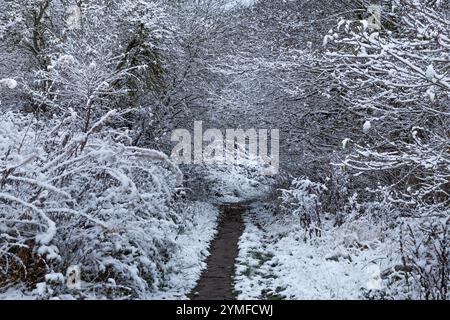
xmin=202 ymin=164 xmax=275 ymax=204
xmin=234 ymin=204 xmax=401 ymax=300
xmin=146 ymin=201 xmax=219 ymax=300
xmin=0 ymin=201 xmax=219 ymax=300
xmin=0 ymin=287 xmax=35 ymax=300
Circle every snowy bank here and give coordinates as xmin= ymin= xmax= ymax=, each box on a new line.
xmin=234 ymin=204 xmax=403 ymax=300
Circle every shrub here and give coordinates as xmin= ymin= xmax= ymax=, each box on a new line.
xmin=400 ymin=217 xmax=449 ymax=300
xmin=0 ymin=110 xmax=183 ymax=298
xmin=280 ymin=177 xmax=327 ymax=235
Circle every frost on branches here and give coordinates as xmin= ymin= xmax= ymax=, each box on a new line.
xmin=0 ymin=79 xmax=17 ymax=89
xmin=0 ymin=110 xmax=186 ymax=298
xmin=281 ymin=177 xmax=327 ymax=235
xmin=323 ymin=0 xmax=449 ymax=299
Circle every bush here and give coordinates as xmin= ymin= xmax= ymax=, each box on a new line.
xmin=400 ymin=217 xmax=449 ymax=300
xmin=0 ymin=110 xmax=183 ymax=298
xmin=280 ymin=177 xmax=327 ymax=235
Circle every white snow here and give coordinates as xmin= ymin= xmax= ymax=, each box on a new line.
xmin=0 ymin=111 xmax=216 ymax=300
xmin=145 ymin=201 xmax=219 ymax=299
xmin=0 ymin=288 xmax=35 ymax=300
xmin=234 ymin=204 xmax=401 ymax=300
xmin=200 ymin=160 xmax=275 ymax=204
xmin=56 ymin=55 xmax=75 ymax=68
xmin=425 ymin=64 xmax=436 ymax=81
xmin=342 ymin=138 xmax=351 ymax=149
xmin=0 ymin=78 xmax=18 ymax=89
xmin=363 ymin=120 xmax=372 ymax=134
xmin=45 ymin=273 xmax=65 ymax=284
xmin=0 ymin=0 xmax=447 ymax=301
xmin=426 ymin=87 xmax=436 ymax=101
xmin=0 ymin=201 xmax=219 ymax=300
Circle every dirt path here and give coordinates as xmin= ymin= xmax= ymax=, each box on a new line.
xmin=189 ymin=204 xmax=246 ymax=300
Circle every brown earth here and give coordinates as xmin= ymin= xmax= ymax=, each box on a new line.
xmin=189 ymin=204 xmax=247 ymax=300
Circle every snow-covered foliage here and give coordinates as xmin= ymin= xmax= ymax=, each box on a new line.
xmin=203 ymin=164 xmax=274 ymax=204
xmin=0 ymin=110 xmax=194 ymax=298
xmin=0 ymin=0 xmax=232 ymax=299
xmin=316 ymin=1 xmax=450 ymax=299
xmin=0 ymin=78 xmax=17 ymax=89
xmin=1 ymin=0 xmax=448 ymax=300
xmin=400 ymin=217 xmax=449 ymax=300
xmin=325 ymin=0 xmax=450 ymax=214
xmin=154 ymin=201 xmax=219 ymax=299
xmin=235 ymin=202 xmax=447 ymax=300
xmin=280 ymin=178 xmax=327 ymax=234
xmin=180 ymin=138 xmax=278 ymax=204
xmin=278 ymin=172 xmax=448 ymax=299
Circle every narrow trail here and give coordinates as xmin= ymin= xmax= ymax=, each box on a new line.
xmin=190 ymin=203 xmax=247 ymax=300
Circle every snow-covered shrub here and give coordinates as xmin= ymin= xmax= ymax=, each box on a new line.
xmin=202 ymin=164 xmax=275 ymax=204
xmin=325 ymin=0 xmax=450 ymax=214
xmin=0 ymin=110 xmax=183 ymax=298
xmin=321 ymin=163 xmax=352 ymax=226
xmin=321 ymin=1 xmax=450 ymax=299
xmin=31 ymin=51 xmax=138 ymax=131
xmin=400 ymin=217 xmax=449 ymax=300
xmin=182 ymin=140 xmax=277 ymax=204
xmin=280 ymin=177 xmax=327 ymax=235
